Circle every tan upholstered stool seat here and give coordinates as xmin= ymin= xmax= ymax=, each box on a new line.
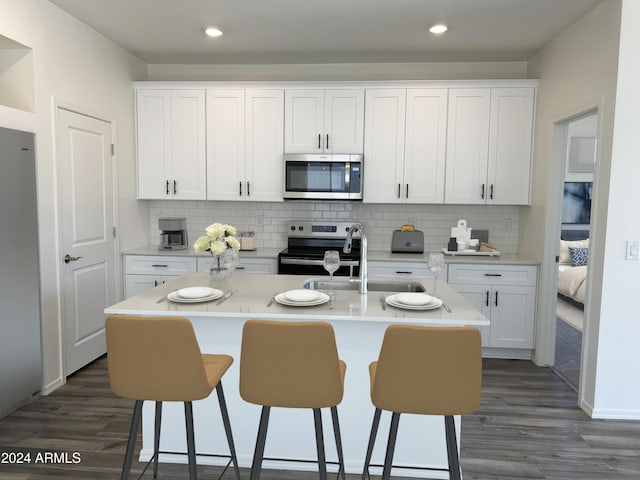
xmin=240 ymin=319 xmax=347 ymax=480
xmin=106 ymin=314 xmax=241 ymax=480
xmin=362 ymin=325 xmax=482 ymax=480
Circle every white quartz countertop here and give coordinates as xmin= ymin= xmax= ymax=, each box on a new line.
xmin=106 ymin=273 xmax=488 ymax=326
xmin=123 ymin=245 xmax=538 ymax=266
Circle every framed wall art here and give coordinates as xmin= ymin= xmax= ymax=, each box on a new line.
xmin=562 ymin=182 xmax=592 ymax=224
xmin=568 ymin=136 xmax=596 ymax=173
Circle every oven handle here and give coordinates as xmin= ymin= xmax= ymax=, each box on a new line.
xmin=280 ymin=258 xmax=359 ymax=267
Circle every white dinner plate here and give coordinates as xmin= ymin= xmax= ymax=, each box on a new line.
xmin=275 ymin=291 xmax=329 ymax=307
xmin=176 ymin=287 xmax=220 ymax=299
xmin=282 ymin=289 xmax=322 ymax=303
xmin=385 ymin=294 xmax=443 ymax=310
xmin=393 ymin=292 xmax=436 ymax=306
xmin=168 ymin=288 xmax=223 ymax=303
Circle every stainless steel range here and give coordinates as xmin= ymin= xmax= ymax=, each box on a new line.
xmin=277 ymin=220 xmax=361 ymax=276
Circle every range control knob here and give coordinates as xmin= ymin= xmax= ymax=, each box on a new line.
xmin=290 ymin=225 xmax=296 ymax=231
xmin=298 ymin=226 xmax=304 ymax=231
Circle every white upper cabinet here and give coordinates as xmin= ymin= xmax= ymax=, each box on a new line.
xmin=363 ymin=88 xmax=447 ymax=204
xmin=363 ymin=89 xmax=406 ymax=203
xmin=403 ymin=89 xmax=448 ymax=203
xmin=284 ymin=89 xmax=364 ymax=153
xmin=487 ymin=88 xmax=535 ymax=205
xmin=207 ymin=89 xmax=284 ymax=202
xmin=136 ymin=89 xmax=206 ymax=200
xmin=445 ymin=87 xmax=534 ymax=205
xmin=444 ymin=88 xmax=491 ymax=205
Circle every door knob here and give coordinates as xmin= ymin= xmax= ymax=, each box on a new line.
xmin=64 ymin=254 xmax=83 ymax=264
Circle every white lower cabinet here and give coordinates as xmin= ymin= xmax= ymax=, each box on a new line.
xmin=196 ymin=256 xmax=277 ymax=274
xmin=447 ymin=263 xmax=537 ymax=358
xmin=124 ymin=255 xmax=197 ymax=298
xmin=368 ymin=260 xmax=430 ymax=279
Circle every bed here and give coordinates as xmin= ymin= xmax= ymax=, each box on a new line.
xmin=557 ymin=229 xmax=589 ymax=307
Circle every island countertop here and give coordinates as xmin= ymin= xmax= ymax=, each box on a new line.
xmin=104 ymin=273 xmax=488 ymax=479
xmin=106 ymin=272 xmax=489 ymax=327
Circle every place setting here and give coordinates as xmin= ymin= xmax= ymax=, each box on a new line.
xmin=166 ymin=286 xmax=224 ymax=303
xmin=384 ymin=292 xmax=443 ymax=310
xmin=273 ymin=289 xmax=330 ymax=307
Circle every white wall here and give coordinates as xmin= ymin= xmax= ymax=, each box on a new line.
xmin=590 ymin=0 xmax=640 ymax=419
xmin=147 ymin=62 xmax=529 ymax=82
xmin=524 ymin=0 xmax=640 ymax=419
xmin=0 ymin=0 xmax=147 ymax=393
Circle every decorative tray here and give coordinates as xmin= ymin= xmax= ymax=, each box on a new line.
xmin=441 ymin=248 xmax=500 ymax=256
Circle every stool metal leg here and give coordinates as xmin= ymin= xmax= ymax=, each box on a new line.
xmin=153 ymin=401 xmax=162 ymax=479
xmin=330 ymin=406 xmax=346 ymax=480
xmin=361 ymin=408 xmax=382 ymax=480
xmin=381 ymin=412 xmax=400 ymax=480
xmin=122 ymin=400 xmax=143 ymax=480
xmin=444 ymin=415 xmax=462 ymax=480
xmin=250 ymin=405 xmax=271 ymax=480
xmin=215 ymin=381 xmax=242 ymax=480
xmin=313 ymin=408 xmax=328 ymax=480
xmin=184 ymin=401 xmax=198 ymax=480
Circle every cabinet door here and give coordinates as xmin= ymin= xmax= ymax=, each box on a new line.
xmin=444 ymin=88 xmax=490 ymax=204
xmin=449 ymin=283 xmax=492 ymax=347
xmin=363 ymin=89 xmax=406 ymax=203
xmin=404 ymin=89 xmax=448 ymax=203
xmin=245 ymin=89 xmax=284 ymax=202
xmin=284 ymin=90 xmax=324 ymax=153
xmin=490 ymin=285 xmax=536 ymax=348
xmin=206 ymin=89 xmax=246 ymax=200
xmin=170 ymin=90 xmax=206 ymax=199
xmin=125 ymin=275 xmax=170 ymax=298
xmin=487 ymin=88 xmax=534 ymax=205
xmin=324 ymin=89 xmax=364 ymax=153
xmin=136 ymin=90 xmax=171 ymax=199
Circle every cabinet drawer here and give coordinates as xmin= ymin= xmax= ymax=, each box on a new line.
xmin=368 ymin=260 xmax=430 ymax=278
xmin=447 ymin=263 xmax=537 ymax=286
xmin=124 ymin=255 xmax=196 ymax=275
xmin=196 ymin=256 xmax=277 ymax=274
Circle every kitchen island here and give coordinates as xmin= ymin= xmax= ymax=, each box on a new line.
xmin=105 ymin=273 xmax=488 ymax=479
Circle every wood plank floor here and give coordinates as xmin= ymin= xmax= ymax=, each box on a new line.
xmin=1 ymin=356 xmax=640 ymax=479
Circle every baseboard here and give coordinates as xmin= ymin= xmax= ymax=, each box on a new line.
xmin=42 ymin=376 xmax=65 ymax=396
xmin=588 ymin=407 xmax=640 ymax=420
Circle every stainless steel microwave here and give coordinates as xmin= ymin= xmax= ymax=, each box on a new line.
xmin=283 ymin=154 xmax=363 ymax=200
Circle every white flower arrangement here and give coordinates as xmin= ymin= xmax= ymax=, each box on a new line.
xmin=193 ymin=223 xmax=241 ymax=256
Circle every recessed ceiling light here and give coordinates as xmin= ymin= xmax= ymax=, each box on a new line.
xmin=204 ymin=27 xmax=223 ymax=38
xmin=428 ymin=23 xmax=448 ymax=34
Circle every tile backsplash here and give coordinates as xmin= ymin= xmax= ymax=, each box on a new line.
xmin=149 ymin=200 xmax=520 ymax=254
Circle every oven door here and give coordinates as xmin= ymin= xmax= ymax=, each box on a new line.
xmin=278 ymin=256 xmax=359 ymax=276
xmin=283 ymin=154 xmax=362 ymax=200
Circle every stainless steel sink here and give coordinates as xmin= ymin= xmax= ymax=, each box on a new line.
xmin=303 ymin=278 xmax=425 ymax=293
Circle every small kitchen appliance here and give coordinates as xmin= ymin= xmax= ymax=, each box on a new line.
xmin=278 ymin=220 xmax=362 ymax=276
xmin=391 ymin=228 xmax=424 ymax=253
xmin=159 ymin=217 xmax=188 ymax=251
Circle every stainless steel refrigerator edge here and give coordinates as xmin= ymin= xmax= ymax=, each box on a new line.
xmin=0 ymin=127 xmax=42 ymax=419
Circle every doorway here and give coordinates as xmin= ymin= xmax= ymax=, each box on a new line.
xmin=56 ymin=107 xmax=117 ymax=376
xmin=552 ymin=110 xmax=597 ymax=391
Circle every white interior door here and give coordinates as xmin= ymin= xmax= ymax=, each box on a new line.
xmin=57 ymin=108 xmax=116 ymax=376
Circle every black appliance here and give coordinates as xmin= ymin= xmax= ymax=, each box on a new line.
xmin=278 ymin=220 xmax=361 ymax=276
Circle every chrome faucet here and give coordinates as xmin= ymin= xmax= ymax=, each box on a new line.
xmin=344 ymin=223 xmax=367 ymax=294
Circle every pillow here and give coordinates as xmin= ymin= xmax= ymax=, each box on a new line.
xmin=569 ymin=247 xmax=589 ymax=266
xmin=560 ymin=238 xmax=589 ymax=264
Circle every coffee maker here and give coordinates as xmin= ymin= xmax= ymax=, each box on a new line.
xmin=159 ymin=217 xmax=188 ymax=251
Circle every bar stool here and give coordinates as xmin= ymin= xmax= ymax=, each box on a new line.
xmin=239 ymin=319 xmax=347 ymax=480
xmin=105 ymin=314 xmax=242 ymax=480
xmin=361 ymin=325 xmax=482 ymax=480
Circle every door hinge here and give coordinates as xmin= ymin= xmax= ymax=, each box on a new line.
xmin=111 ymin=144 xmax=115 ymax=156
xmin=113 ymin=226 xmax=117 ymax=238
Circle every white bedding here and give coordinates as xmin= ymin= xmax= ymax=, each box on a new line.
xmin=558 ymin=264 xmax=587 ymax=304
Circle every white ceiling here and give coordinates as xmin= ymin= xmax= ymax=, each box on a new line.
xmin=48 ymin=0 xmax=603 ymax=64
